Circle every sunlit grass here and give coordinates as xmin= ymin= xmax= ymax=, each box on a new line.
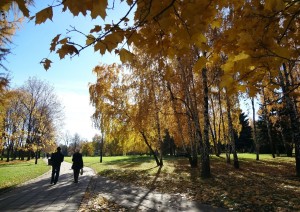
xmin=0 ymin=159 xmax=50 ymax=191
xmin=65 ymin=153 xmax=295 ymax=176
xmin=68 ymin=153 xmax=299 ymax=210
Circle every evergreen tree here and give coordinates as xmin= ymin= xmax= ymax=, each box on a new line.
xmin=235 ymin=112 xmax=254 ymax=152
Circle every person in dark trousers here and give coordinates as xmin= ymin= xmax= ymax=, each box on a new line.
xmin=50 ymin=147 xmax=64 ymax=185
xmin=72 ymin=149 xmax=83 ymax=183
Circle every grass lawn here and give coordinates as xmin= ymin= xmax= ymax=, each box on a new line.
xmin=71 ymin=153 xmax=300 ymax=211
xmin=0 ymin=158 xmax=50 ymax=192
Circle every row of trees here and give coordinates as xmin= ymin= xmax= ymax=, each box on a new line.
xmin=0 ymin=77 xmax=63 ymax=163
xmin=1 ymin=1 xmax=299 ymax=178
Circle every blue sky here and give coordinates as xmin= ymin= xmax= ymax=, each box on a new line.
xmin=5 ymin=1 xmax=126 ymax=141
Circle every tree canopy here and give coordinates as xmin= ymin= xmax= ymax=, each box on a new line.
xmin=1 ymin=0 xmax=300 ymax=177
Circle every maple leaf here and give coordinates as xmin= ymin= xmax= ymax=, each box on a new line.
xmin=35 ymin=6 xmax=53 ymax=25
xmin=59 ymin=38 xmax=68 ymax=44
xmin=91 ymin=0 xmax=108 ymax=20
xmin=94 ymin=41 xmax=106 ymax=55
xmin=50 ymin=34 xmax=61 ymax=52
xmin=0 ymin=1 xmax=12 ymax=12
xmin=119 ymin=48 xmax=134 ymax=63
xmin=41 ymin=58 xmax=52 ymax=70
xmin=90 ymin=25 xmax=102 ymax=33
xmin=126 ymin=0 xmax=133 ymax=5
xmin=104 ymin=24 xmax=111 ymax=31
xmin=191 ymin=33 xmax=207 ymax=49
xmin=193 ymin=56 xmax=207 ymax=74
xmin=265 ymin=0 xmax=286 ymax=12
xmin=86 ymin=34 xmax=95 ymax=45
xmin=15 ymin=0 xmax=30 ymax=17
xmin=56 ymin=44 xmax=79 ymax=59
xmin=103 ymin=33 xmax=124 ymax=52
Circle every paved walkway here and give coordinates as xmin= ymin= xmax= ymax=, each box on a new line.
xmin=0 ymin=161 xmax=227 ymax=212
xmin=0 ymin=161 xmax=94 ymax=212
xmin=85 ymin=176 xmax=226 ymax=212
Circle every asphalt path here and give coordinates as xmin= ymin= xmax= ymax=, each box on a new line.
xmin=0 ymin=160 xmax=227 ymax=212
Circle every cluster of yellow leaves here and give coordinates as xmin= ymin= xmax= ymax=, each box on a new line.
xmin=0 ymin=0 xmax=29 ymax=17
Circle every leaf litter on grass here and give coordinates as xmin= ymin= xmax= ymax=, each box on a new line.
xmin=80 ymin=156 xmax=300 ymax=211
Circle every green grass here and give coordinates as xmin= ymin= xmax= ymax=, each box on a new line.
xmin=0 ymin=158 xmax=50 ymax=191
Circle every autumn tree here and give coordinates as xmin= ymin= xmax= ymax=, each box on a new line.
xmin=4 ymin=0 xmax=300 ymax=176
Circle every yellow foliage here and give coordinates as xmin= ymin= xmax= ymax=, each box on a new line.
xmin=50 ymin=34 xmax=61 ymax=52
xmin=91 ymin=0 xmax=108 ymax=20
xmin=94 ymin=41 xmax=106 ymax=55
xmin=211 ymin=18 xmax=222 ymax=29
xmin=41 ymin=58 xmax=52 ymax=71
xmin=86 ymin=34 xmax=95 ymax=45
xmin=90 ymin=25 xmax=102 ymax=33
xmin=233 ymin=52 xmax=249 ymax=62
xmin=15 ymin=0 xmax=30 ymax=17
xmin=193 ymin=56 xmax=207 ymax=74
xmin=56 ymin=44 xmax=79 ymax=59
xmin=264 ymin=0 xmax=286 ymax=12
xmin=0 ymin=1 xmax=12 ymax=12
xmin=119 ymin=48 xmax=134 ymax=63
xmin=35 ymin=6 xmax=53 ymax=25
xmin=191 ymin=33 xmax=207 ymax=49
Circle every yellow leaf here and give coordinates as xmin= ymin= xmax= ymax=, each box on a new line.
xmin=193 ymin=56 xmax=207 ymax=74
xmin=163 ymin=66 xmax=173 ymax=81
xmin=127 ymin=0 xmax=133 ymax=5
xmin=211 ymin=19 xmax=222 ymax=29
xmin=265 ymin=0 xmax=285 ymax=11
xmin=191 ymin=33 xmax=207 ymax=49
xmin=103 ymin=32 xmax=124 ymax=52
xmin=50 ymin=34 xmax=61 ymax=52
xmin=94 ymin=41 xmax=106 ymax=55
xmin=90 ymin=25 xmax=102 ymax=33
xmin=274 ymin=46 xmax=292 ymax=59
xmin=86 ymin=34 xmax=95 ymax=45
xmin=221 ymin=60 xmax=234 ymax=73
xmin=233 ymin=51 xmax=249 ymax=62
xmin=104 ymin=24 xmax=111 ymax=31
xmin=119 ymin=48 xmax=134 ymax=63
xmin=0 ymin=1 xmax=12 ymax=12
xmin=237 ymin=85 xmax=247 ymax=93
xmin=15 ymin=0 xmax=30 ymax=17
xmin=41 ymin=59 xmax=52 ymax=70
xmin=35 ymin=6 xmax=53 ymax=25
xmin=91 ymin=0 xmax=108 ymax=20
xmin=59 ymin=38 xmax=68 ymax=44
xmin=56 ymin=44 xmax=79 ymax=59
xmin=220 ymin=75 xmax=234 ymax=89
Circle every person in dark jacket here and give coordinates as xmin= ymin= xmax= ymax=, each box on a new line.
xmin=72 ymin=149 xmax=83 ymax=183
xmin=50 ymin=147 xmax=64 ymax=185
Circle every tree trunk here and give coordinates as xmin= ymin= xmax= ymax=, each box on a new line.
xmin=210 ymin=123 xmax=218 ymax=156
xmin=151 ymin=75 xmax=163 ymax=167
xmin=6 ymin=145 xmax=11 ymax=162
xmin=210 ymin=96 xmax=220 ymax=156
xmin=251 ymin=97 xmax=259 ymax=161
xmin=100 ymin=137 xmax=103 ymax=163
xmin=140 ymin=131 xmax=161 ymax=166
xmin=280 ymin=64 xmax=300 ymax=176
xmin=225 ymin=90 xmax=239 ymax=169
xmin=262 ymin=87 xmax=276 ymax=158
xmin=179 ymin=65 xmax=199 ymax=168
xmin=201 ymin=67 xmax=211 ymax=178
xmin=166 ymin=82 xmax=189 ymax=155
xmin=35 ymin=151 xmax=38 ymax=164
xmin=218 ymin=88 xmax=230 ymax=163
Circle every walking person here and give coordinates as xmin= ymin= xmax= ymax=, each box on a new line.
xmin=50 ymin=147 xmax=64 ymax=185
xmin=72 ymin=148 xmax=83 ymax=183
